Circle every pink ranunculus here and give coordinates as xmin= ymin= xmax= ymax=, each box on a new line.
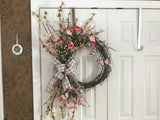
xmin=68 ymin=86 xmax=74 ymax=92
xmin=74 ymin=26 xmax=81 ymax=31
xmin=65 ymin=92 xmax=69 ymax=98
xmin=104 ymin=59 xmax=109 ymax=65
xmin=69 ymin=106 xmax=74 ymax=109
xmin=45 ymin=40 xmax=48 ymax=43
xmin=92 ymin=49 xmax=96 ymax=52
xmin=68 ymin=43 xmax=74 ymax=49
xmin=98 ymin=60 xmax=104 ymax=66
xmin=49 ymin=42 xmax=52 ymax=45
xmin=89 ymin=36 xmax=95 ymax=42
xmin=78 ymin=101 xmax=83 ymax=105
xmin=66 ymin=103 xmax=73 ymax=109
xmin=56 ymin=39 xmax=62 ymax=44
xmin=61 ymin=95 xmax=66 ymax=99
xmin=45 ymin=39 xmax=52 ymax=44
xmin=66 ymin=28 xmax=72 ymax=36
xmin=91 ymin=52 xmax=95 ymax=55
xmin=56 ymin=96 xmax=61 ymax=100
xmin=67 ymin=28 xmax=71 ymax=31
xmin=91 ymin=41 xmax=96 ymax=46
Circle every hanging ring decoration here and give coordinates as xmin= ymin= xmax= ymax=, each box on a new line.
xmin=12 ymin=33 xmax=23 ymax=56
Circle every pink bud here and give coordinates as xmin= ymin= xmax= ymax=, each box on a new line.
xmin=98 ymin=60 xmax=104 ymax=66
xmin=104 ymin=59 xmax=109 ymax=65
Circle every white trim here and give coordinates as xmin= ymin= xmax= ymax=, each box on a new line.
xmin=30 ymin=1 xmax=160 ymax=120
xmin=0 ymin=15 xmax=4 ymax=120
xmin=31 ymin=0 xmax=160 ymax=9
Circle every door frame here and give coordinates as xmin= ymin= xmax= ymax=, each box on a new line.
xmin=30 ymin=1 xmax=160 ymax=120
xmin=0 ymin=15 xmax=4 ymax=120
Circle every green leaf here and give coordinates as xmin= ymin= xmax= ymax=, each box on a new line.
xmin=85 ymin=38 xmax=90 ymax=44
xmin=61 ymin=54 xmax=67 ymax=61
xmin=56 ymin=45 xmax=61 ymax=50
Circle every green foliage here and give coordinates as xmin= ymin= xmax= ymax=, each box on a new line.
xmin=60 ymin=54 xmax=67 ymax=61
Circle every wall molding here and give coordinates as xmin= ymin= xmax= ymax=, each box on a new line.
xmin=0 ymin=15 xmax=4 ymax=120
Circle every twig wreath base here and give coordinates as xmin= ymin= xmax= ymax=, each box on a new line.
xmin=78 ymin=38 xmax=112 ymax=89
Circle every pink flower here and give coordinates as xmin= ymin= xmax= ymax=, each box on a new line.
xmin=74 ymin=26 xmax=81 ymax=31
xmin=56 ymin=96 xmax=61 ymax=100
xmin=78 ymin=101 xmax=83 ymax=105
xmin=45 ymin=39 xmax=52 ymax=45
xmin=68 ymin=43 xmax=74 ymax=49
xmin=69 ymin=106 xmax=74 ymax=109
xmin=45 ymin=40 xmax=48 ymax=43
xmin=91 ymin=52 xmax=95 ymax=55
xmin=66 ymin=103 xmax=73 ymax=109
xmin=91 ymin=41 xmax=96 ymax=46
xmin=56 ymin=39 xmax=62 ymax=44
xmin=67 ymin=28 xmax=71 ymax=31
xmin=65 ymin=92 xmax=69 ymax=98
xmin=89 ymin=36 xmax=95 ymax=42
xmin=66 ymin=103 xmax=71 ymax=107
xmin=92 ymin=49 xmax=96 ymax=52
xmin=61 ymin=95 xmax=66 ymax=99
xmin=74 ymin=104 xmax=78 ymax=107
xmin=69 ymin=86 xmax=74 ymax=92
xmin=98 ymin=60 xmax=104 ymax=66
xmin=104 ymin=59 xmax=109 ymax=65
xmin=80 ymin=26 xmax=84 ymax=30
xmin=66 ymin=28 xmax=72 ymax=35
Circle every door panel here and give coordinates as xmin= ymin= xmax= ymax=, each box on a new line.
xmin=108 ymin=9 xmax=137 ymax=120
xmin=108 ymin=9 xmax=160 ymax=120
xmin=141 ymin=10 xmax=160 ymax=120
xmin=75 ymin=9 xmax=108 ymax=120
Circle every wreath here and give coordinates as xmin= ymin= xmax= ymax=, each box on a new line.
xmin=33 ymin=2 xmax=112 ymax=120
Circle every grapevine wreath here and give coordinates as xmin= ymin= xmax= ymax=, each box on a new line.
xmin=33 ymin=2 xmax=112 ymax=120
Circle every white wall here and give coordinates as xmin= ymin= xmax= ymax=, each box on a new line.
xmin=0 ymin=16 xmax=4 ymax=120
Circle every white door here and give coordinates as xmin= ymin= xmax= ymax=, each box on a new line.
xmin=39 ymin=8 xmax=160 ymax=120
xmin=108 ymin=9 xmax=160 ymax=120
xmin=31 ymin=1 xmax=160 ymax=120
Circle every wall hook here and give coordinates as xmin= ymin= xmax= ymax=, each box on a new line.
xmin=12 ymin=33 xmax=23 ymax=55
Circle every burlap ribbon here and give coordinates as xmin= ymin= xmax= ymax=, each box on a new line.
xmin=47 ymin=58 xmax=77 ymax=92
